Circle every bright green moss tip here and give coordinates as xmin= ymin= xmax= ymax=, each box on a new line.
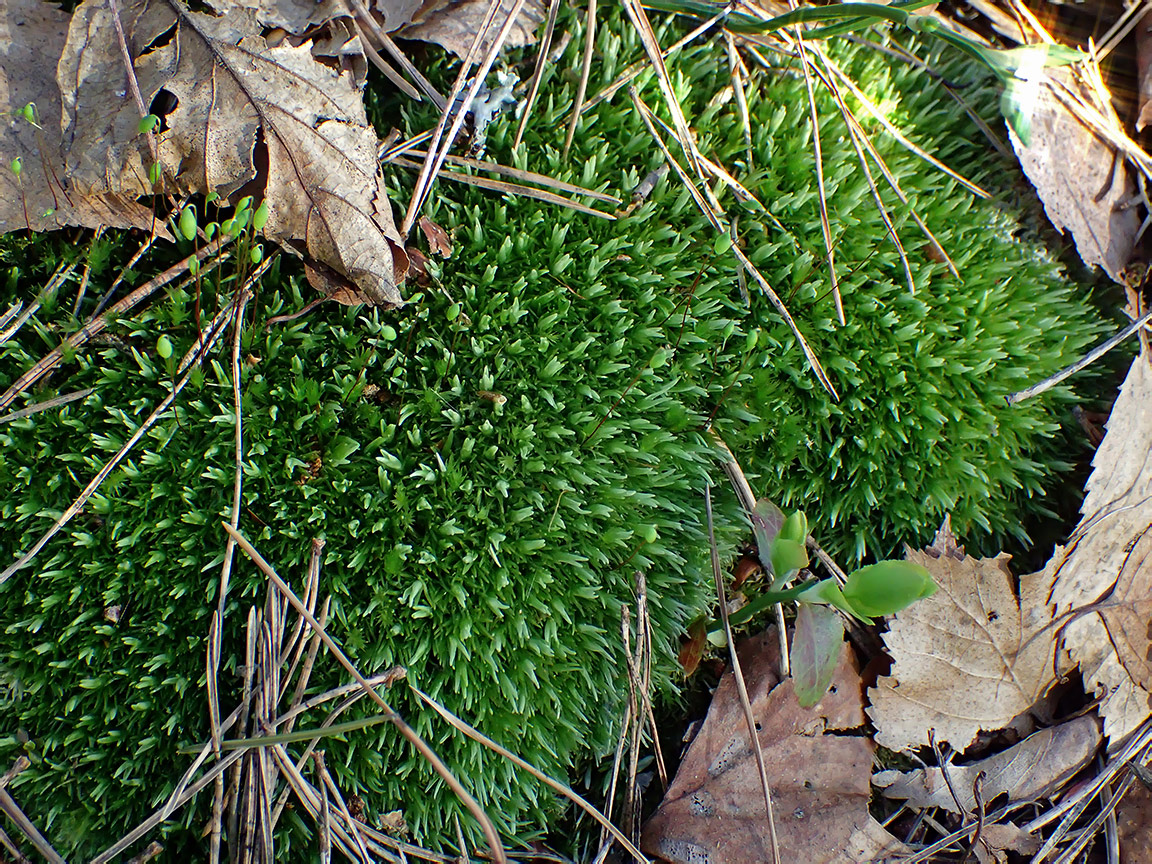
xmin=0 ymin=11 xmax=1105 ymax=859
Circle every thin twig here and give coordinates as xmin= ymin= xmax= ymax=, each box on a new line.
xmin=563 ymin=0 xmax=597 ymax=160
xmin=704 ymin=485 xmax=781 ymax=864
xmin=513 ymin=0 xmax=563 ymax=148
xmin=0 ymin=790 xmax=65 ymax=864
xmin=0 ymin=388 xmax=94 ymax=425
xmin=1006 ymin=309 xmax=1152 ymax=405
xmin=411 ymin=686 xmax=650 ymax=864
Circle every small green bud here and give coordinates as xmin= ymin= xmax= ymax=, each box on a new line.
xmin=447 ymin=302 xmax=461 ymax=321
xmin=203 ymin=222 xmax=217 ymax=240
xmin=713 ymin=232 xmax=733 ymax=255
xmin=650 ymin=348 xmax=672 ymax=369
xmin=381 ymin=325 xmax=398 ymax=341
xmin=253 ymin=201 xmax=269 ymax=231
xmin=640 ymin=524 xmax=658 ymax=544
xmin=178 ymin=205 xmax=197 ymax=241
xmin=236 ymin=196 xmax=253 ymax=214
xmin=770 ymin=538 xmax=808 ymax=580
xmin=188 ymin=257 xmax=200 ymax=276
xmin=840 ymin=561 xmax=936 ymax=619
xmin=20 ymin=103 xmax=35 ymax=124
xmin=206 ymin=190 xmax=219 ymax=203
xmin=778 ymin=511 xmax=808 ymax=545
xmin=138 ymin=114 xmax=159 ymax=134
xmin=156 ymin=334 xmax=173 ymax=359
xmin=9 ymin=157 xmax=20 ymax=178
xmin=148 ymin=162 xmax=163 ymax=186
xmin=249 ymin=244 xmax=263 ymax=265
xmin=220 ymin=218 xmax=235 ymax=236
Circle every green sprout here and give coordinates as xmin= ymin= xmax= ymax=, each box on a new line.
xmin=719 ymin=504 xmax=936 ymax=706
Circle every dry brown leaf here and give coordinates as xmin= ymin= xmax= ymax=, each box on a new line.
xmin=0 ymin=0 xmax=159 ymax=235
xmin=1048 ymin=350 xmax=1152 ymax=743
xmin=57 ymin=0 xmax=402 ymax=306
xmin=873 ymin=715 xmax=1100 ymax=813
xmin=1136 ymin=6 xmax=1152 ymax=133
xmin=867 ymin=522 xmax=1059 ymax=753
xmin=396 ymin=0 xmax=546 ymax=60
xmin=1008 ymin=70 xmax=1138 ymax=283
xmin=1117 ymin=777 xmax=1152 ymax=864
xmin=641 ymin=628 xmax=906 ymax=864
xmin=972 ymin=823 xmax=1041 ymax=864
xmin=417 ymin=215 xmax=453 ymax=257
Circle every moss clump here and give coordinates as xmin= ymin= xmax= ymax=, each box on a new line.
xmin=0 ymin=13 xmax=1104 ymax=859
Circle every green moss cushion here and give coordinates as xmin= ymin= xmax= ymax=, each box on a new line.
xmin=0 ymin=18 xmax=1101 ymax=857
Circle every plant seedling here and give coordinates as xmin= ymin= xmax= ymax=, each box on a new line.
xmin=715 ymin=502 xmax=936 ymax=706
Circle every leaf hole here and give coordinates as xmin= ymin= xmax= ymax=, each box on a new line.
xmin=987 ymin=611 xmax=999 ymax=623
xmin=141 ymin=25 xmax=177 ymax=54
xmin=147 ymin=89 xmax=178 ymax=132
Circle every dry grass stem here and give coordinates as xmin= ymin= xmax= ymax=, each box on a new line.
xmin=0 ymin=790 xmax=64 ymax=864
xmin=411 ymin=686 xmax=649 ymax=864
xmin=513 ymin=0 xmax=563 ymax=148
xmin=0 ymin=237 xmax=233 ymax=412
xmin=704 ymin=485 xmax=781 ymax=864
xmin=564 ymin=0 xmax=598 ymax=160
xmin=582 ymin=11 xmax=725 ymax=113
xmin=391 ymin=155 xmax=616 ymax=219
xmin=0 ymin=279 xmax=251 ymax=584
xmin=224 ymin=525 xmax=508 ymax=862
xmin=394 ymin=150 xmax=621 ymax=203
xmin=0 ymin=259 xmax=76 ymax=345
xmin=621 ymin=0 xmax=705 ymax=179
xmin=401 ymin=0 xmax=530 ymax=236
xmin=820 ymin=54 xmax=989 ymax=199
xmin=0 ymin=388 xmax=94 ymax=425
xmin=93 ymin=750 xmax=246 ymax=863
xmin=790 ymin=20 xmax=844 ymax=325
xmin=731 ymin=243 xmax=837 ymax=398
xmin=1006 ymin=308 xmax=1152 ymax=405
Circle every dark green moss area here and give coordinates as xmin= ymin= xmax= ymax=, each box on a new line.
xmin=0 ymin=16 xmax=1104 ymax=859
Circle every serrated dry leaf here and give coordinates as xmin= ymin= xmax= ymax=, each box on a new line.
xmin=867 ymin=522 xmax=1059 ymax=753
xmin=0 ymin=0 xmax=158 ymax=235
xmin=1048 ymin=350 xmax=1152 ymax=743
xmin=642 ymin=628 xmax=905 ymax=864
xmin=873 ymin=715 xmax=1100 ymax=813
xmin=1008 ymin=70 xmax=1138 ymax=283
xmin=57 ymin=0 xmax=402 ymax=305
xmin=396 ymin=0 xmax=546 ymax=60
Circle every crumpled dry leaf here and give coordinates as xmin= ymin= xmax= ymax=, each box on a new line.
xmin=873 ymin=715 xmax=1100 ymax=813
xmin=641 ymin=628 xmax=906 ymax=864
xmin=57 ymin=0 xmax=402 ymax=306
xmin=1008 ymin=69 xmax=1138 ymax=283
xmin=0 ymin=0 xmax=158 ymax=235
xmin=1048 ymin=350 xmax=1152 ymax=743
xmin=867 ymin=522 xmax=1059 ymax=753
xmin=396 ymin=0 xmax=546 ymax=60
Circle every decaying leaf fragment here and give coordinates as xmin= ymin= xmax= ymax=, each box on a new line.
xmin=867 ymin=523 xmax=1059 ymax=753
xmin=873 ymin=715 xmax=1100 ymax=813
xmin=57 ymin=0 xmax=403 ymax=305
xmin=1008 ymin=69 xmax=1138 ymax=283
xmin=0 ymin=0 xmax=158 ymax=235
xmin=1048 ymin=349 xmax=1152 ymax=743
xmin=642 ymin=628 xmax=905 ymax=864
xmin=396 ymin=0 xmax=546 ymax=60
